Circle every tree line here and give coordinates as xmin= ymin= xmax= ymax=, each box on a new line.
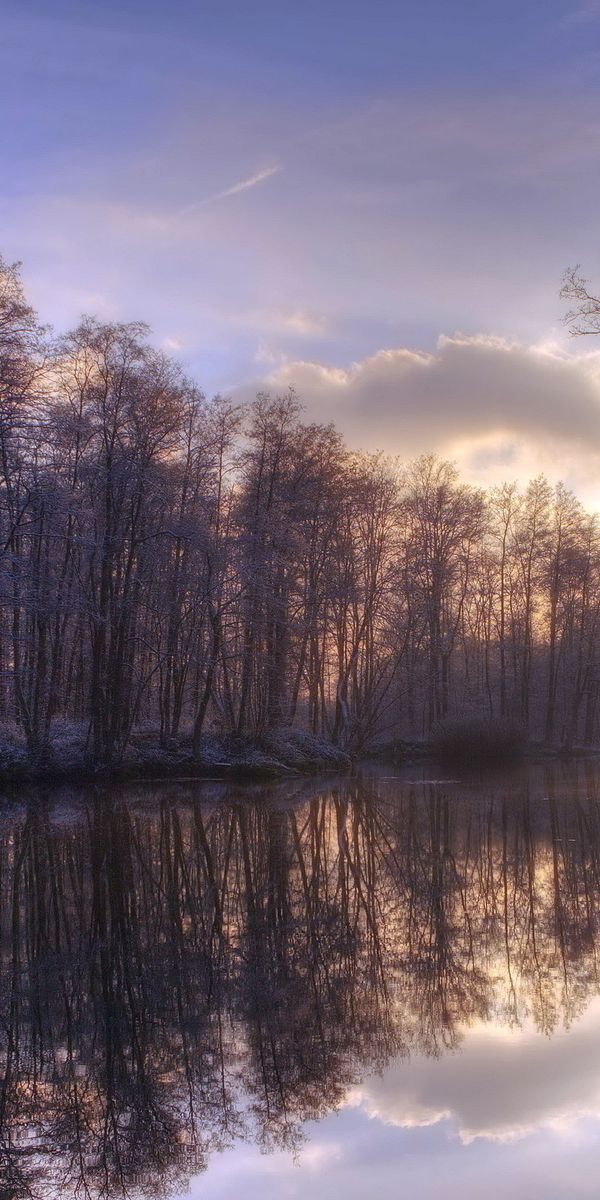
xmin=1 ymin=253 xmax=600 ymax=762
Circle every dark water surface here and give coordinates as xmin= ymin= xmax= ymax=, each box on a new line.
xmin=2 ymin=762 xmax=600 ymax=1199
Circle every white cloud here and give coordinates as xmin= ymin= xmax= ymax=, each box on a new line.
xmin=297 ymin=1141 xmax=343 ymax=1170
xmin=232 ymin=305 xmax=327 ymax=339
xmin=349 ymin=997 xmax=600 ymax=1143
xmin=253 ymin=340 xmax=283 ymax=366
xmin=276 ymin=308 xmax=327 ymax=336
xmin=177 ymin=165 xmax=282 ymax=217
xmin=243 ymin=335 xmax=600 ymax=503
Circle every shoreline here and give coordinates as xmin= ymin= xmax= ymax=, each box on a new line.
xmin=0 ymin=732 xmax=599 ymax=790
xmin=0 ymin=729 xmax=353 ymax=789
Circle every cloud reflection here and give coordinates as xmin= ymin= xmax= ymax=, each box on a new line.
xmin=351 ymin=998 xmax=600 ymax=1142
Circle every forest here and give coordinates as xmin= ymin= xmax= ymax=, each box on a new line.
xmin=1 ymin=253 xmax=599 ymax=768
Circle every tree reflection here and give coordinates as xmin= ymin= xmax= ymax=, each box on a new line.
xmin=2 ymin=763 xmax=600 ymax=1197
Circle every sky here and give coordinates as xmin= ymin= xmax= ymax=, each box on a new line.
xmin=178 ymin=999 xmax=600 ymax=1200
xmin=3 ymin=1 xmax=600 ymax=498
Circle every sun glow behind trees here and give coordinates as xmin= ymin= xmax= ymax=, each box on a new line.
xmin=1 ymin=254 xmax=600 ymax=762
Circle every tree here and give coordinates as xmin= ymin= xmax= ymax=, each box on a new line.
xmin=0 ymin=251 xmax=600 ymax=763
xmin=561 ymin=266 xmax=600 ymax=335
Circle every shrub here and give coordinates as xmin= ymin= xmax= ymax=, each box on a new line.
xmin=48 ymin=719 xmax=89 ymax=770
xmin=432 ymin=715 xmax=525 ymax=766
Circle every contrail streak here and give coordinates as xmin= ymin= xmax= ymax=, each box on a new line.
xmin=177 ymin=165 xmax=281 ymax=218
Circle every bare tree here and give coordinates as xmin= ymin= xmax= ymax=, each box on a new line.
xmin=0 ymin=254 xmax=600 ymax=765
xmin=561 ymin=266 xmax=600 ymax=335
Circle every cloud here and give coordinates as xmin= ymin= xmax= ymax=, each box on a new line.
xmin=243 ymin=335 xmax=600 ymax=502
xmin=8 ymin=23 xmax=600 ymax=465
xmin=349 ymin=997 xmax=600 ymax=1143
xmin=559 ymin=0 xmax=600 ymax=27
xmin=184 ymin=1010 xmax=600 ymax=1200
xmin=177 ymin=165 xmax=282 ymax=217
xmin=226 ymin=305 xmax=327 ymax=339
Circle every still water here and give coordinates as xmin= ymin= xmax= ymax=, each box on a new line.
xmin=2 ymin=762 xmax=600 ymax=1199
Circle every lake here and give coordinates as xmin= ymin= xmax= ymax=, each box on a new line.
xmin=2 ymin=761 xmax=600 ymax=1199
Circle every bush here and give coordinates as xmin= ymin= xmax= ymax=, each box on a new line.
xmin=48 ymin=719 xmax=89 ymax=769
xmin=432 ymin=715 xmax=525 ymax=766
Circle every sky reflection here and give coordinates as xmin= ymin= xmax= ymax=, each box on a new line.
xmin=3 ymin=763 xmax=600 ymax=1197
xmin=183 ymin=1004 xmax=600 ymax=1199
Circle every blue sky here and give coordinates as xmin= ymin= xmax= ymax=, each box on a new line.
xmin=3 ymin=1 xmax=600 ymax=495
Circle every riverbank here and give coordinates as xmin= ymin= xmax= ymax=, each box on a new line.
xmin=364 ymin=736 xmax=600 ymax=769
xmin=1 ymin=723 xmax=598 ymax=789
xmin=0 ymin=727 xmax=353 ymax=787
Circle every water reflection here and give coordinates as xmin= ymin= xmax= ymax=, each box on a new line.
xmin=1 ymin=762 xmax=600 ymax=1198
